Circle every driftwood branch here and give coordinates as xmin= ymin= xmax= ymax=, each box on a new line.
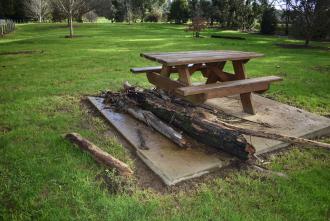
xmin=204 ymin=119 xmax=330 ymax=150
xmin=65 ymin=133 xmax=133 ymax=177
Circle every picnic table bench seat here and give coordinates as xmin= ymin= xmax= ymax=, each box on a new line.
xmin=176 ymin=76 xmax=282 ymax=99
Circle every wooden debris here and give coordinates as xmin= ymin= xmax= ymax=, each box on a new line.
xmin=206 ymin=119 xmax=330 ymax=150
xmin=65 ymin=133 xmax=133 ymax=177
xmin=102 ymin=85 xmax=330 ymax=160
xmin=102 ymin=88 xmax=256 ymax=160
xmin=127 ymin=108 xmax=190 ymax=148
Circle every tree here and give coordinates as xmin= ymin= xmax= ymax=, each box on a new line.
xmin=84 ymin=10 xmax=98 ymax=22
xmin=50 ymin=0 xmax=65 ymax=21
xmin=289 ymin=0 xmax=330 ymax=45
xmin=0 ymin=0 xmax=27 ymax=20
xmin=260 ymin=7 xmax=277 ymax=34
xmin=24 ymin=0 xmax=50 ymax=22
xmin=95 ymin=0 xmax=117 ymax=21
xmin=52 ymin=0 xmax=98 ymax=37
xmin=168 ymin=0 xmax=189 ymax=24
xmin=186 ymin=16 xmax=207 ymax=37
xmin=210 ymin=0 xmax=231 ymax=26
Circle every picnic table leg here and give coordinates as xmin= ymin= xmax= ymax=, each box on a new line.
xmin=205 ymin=62 xmax=226 ymax=84
xmin=232 ymin=60 xmax=256 ymax=115
xmin=160 ymin=64 xmax=172 ymax=77
xmin=188 ymin=63 xmax=203 ymax=75
xmin=177 ymin=65 xmax=192 ymax=85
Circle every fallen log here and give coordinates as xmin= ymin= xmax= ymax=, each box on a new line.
xmin=65 ymin=133 xmax=133 ymax=177
xmin=121 ymin=90 xmax=256 ymax=160
xmin=203 ymin=119 xmax=330 ymax=150
xmin=127 ymin=108 xmax=190 ymax=148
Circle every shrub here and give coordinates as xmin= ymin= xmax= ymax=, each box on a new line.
xmin=145 ymin=10 xmax=162 ymax=22
xmin=84 ymin=11 xmax=98 ymax=23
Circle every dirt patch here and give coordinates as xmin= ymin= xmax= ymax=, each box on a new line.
xmin=0 ymin=50 xmax=44 ymax=56
xmin=275 ymin=43 xmax=329 ymax=51
xmin=0 ymin=125 xmax=11 ymax=135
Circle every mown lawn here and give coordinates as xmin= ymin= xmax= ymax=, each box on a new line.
xmin=0 ymin=23 xmax=329 ymax=220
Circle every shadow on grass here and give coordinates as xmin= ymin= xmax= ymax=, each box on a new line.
xmin=275 ymin=43 xmax=330 ymax=51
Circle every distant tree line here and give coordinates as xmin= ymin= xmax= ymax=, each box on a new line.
xmin=0 ymin=0 xmax=329 ymax=43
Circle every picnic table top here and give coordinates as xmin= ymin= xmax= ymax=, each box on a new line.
xmin=141 ymin=50 xmax=264 ymax=66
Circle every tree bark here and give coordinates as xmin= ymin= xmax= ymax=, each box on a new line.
xmin=65 ymin=133 xmax=133 ymax=177
xmin=69 ymin=15 xmax=74 ymax=37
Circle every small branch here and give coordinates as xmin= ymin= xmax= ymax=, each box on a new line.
xmin=250 ymin=164 xmax=288 ymax=179
xmin=65 ymin=133 xmax=133 ymax=177
xmin=202 ymin=119 xmax=330 ymax=150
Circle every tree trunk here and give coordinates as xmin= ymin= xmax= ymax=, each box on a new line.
xmin=69 ymin=15 xmax=74 ymax=38
xmin=304 ymin=37 xmax=310 ymax=46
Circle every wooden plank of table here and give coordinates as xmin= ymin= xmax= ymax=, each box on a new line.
xmin=205 ymin=62 xmax=226 ymax=84
xmin=130 ymin=64 xmax=207 ymax=74
xmin=147 ymin=72 xmax=185 ymax=92
xmin=141 ymin=50 xmax=263 ymax=66
xmin=159 ymin=64 xmax=172 ymax=77
xmin=146 ymin=72 xmax=207 ymax=103
xmin=176 ymin=76 xmax=283 ymax=96
xmin=177 ymin=65 xmax=192 ymax=85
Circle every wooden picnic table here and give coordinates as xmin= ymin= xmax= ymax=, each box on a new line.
xmin=131 ymin=50 xmax=282 ymax=115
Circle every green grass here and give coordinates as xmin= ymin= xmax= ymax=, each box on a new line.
xmin=0 ymin=23 xmax=329 ymax=220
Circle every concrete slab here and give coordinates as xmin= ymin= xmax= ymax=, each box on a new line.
xmin=88 ymin=96 xmax=231 ymax=186
xmin=206 ymin=94 xmax=330 ymax=154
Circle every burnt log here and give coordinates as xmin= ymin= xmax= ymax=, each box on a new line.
xmin=127 ymin=108 xmax=190 ymax=148
xmin=102 ymin=87 xmax=329 ymax=160
xmin=123 ymin=90 xmax=255 ymax=160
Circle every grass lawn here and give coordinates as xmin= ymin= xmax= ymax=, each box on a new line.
xmin=0 ymin=23 xmax=329 ymax=220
